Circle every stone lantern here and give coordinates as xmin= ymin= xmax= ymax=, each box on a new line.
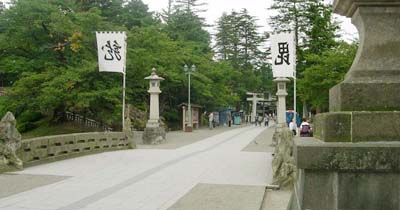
xmin=288 ymin=1 xmax=400 ymax=210
xmin=142 ymin=68 xmax=166 ymax=144
xmin=274 ymin=77 xmax=290 ymax=127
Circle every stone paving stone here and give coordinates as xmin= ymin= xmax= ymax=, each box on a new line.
xmin=261 ymin=189 xmax=292 ymax=210
xmin=167 ymin=183 xmax=265 ymax=210
xmin=242 ymin=124 xmax=276 ymax=153
xmin=0 ymin=173 xmax=69 ymax=199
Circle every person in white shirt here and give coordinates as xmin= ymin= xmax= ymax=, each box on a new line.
xmin=299 ymin=118 xmax=312 ymax=137
xmin=289 ymin=119 xmax=297 ymax=136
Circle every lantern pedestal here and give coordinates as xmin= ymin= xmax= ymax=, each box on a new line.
xmin=142 ymin=127 xmax=166 ymax=145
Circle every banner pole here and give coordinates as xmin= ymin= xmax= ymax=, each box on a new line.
xmin=122 ymin=69 xmax=126 ymax=131
xmin=122 ymin=32 xmax=127 ymax=131
xmin=294 ymin=71 xmax=297 ymax=125
xmin=293 ymin=33 xmax=297 ymax=128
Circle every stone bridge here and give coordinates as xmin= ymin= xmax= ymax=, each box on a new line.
xmin=1 ymin=131 xmax=135 ymax=173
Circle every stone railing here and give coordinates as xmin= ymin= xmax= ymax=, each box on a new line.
xmin=16 ymin=132 xmax=134 ymax=167
xmin=65 ymin=111 xmax=113 ymax=131
xmin=0 ymin=87 xmax=6 ymax=96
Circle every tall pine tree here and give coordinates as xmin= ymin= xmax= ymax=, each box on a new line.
xmin=214 ymin=9 xmax=264 ymax=70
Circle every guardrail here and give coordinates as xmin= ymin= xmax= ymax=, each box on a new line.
xmin=65 ymin=111 xmax=113 ymax=131
xmin=16 ymin=132 xmax=134 ymax=167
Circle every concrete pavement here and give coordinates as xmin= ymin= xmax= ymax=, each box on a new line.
xmin=0 ymin=125 xmax=275 ymax=210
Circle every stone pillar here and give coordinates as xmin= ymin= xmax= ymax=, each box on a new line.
xmin=182 ymin=106 xmax=186 ymax=131
xmin=289 ymin=1 xmax=400 ymax=210
xmin=274 ymin=77 xmax=289 ymax=127
xmin=251 ymin=96 xmax=257 ymax=123
xmin=148 ymin=93 xmax=160 ymax=126
xmin=142 ymin=68 xmax=166 ymax=144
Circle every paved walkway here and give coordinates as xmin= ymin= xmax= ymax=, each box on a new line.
xmin=0 ymin=125 xmax=274 ymax=210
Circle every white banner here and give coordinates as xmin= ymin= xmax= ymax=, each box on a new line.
xmin=96 ymin=31 xmax=126 ymax=74
xmin=271 ymin=32 xmax=296 ymax=78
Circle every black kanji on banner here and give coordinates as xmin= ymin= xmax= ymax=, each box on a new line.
xmin=102 ymin=40 xmax=122 ymax=61
xmin=274 ymin=42 xmax=290 ymax=65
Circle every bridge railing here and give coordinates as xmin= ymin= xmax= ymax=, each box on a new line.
xmin=17 ymin=132 xmax=135 ymax=167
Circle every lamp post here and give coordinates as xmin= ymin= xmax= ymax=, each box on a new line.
xmin=184 ymin=64 xmax=195 ymax=132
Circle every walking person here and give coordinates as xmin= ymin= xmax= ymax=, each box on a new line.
xmin=289 ymin=119 xmax=297 ymax=136
xmin=208 ymin=112 xmax=214 ymax=129
xmin=255 ymin=115 xmax=259 ymax=126
xmin=299 ymin=118 xmax=312 ymax=137
xmin=264 ymin=113 xmax=269 ymax=126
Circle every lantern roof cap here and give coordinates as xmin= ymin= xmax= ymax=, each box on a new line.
xmin=145 ymin=68 xmax=164 ymax=81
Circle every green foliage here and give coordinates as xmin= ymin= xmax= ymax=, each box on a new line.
xmin=0 ymin=0 xmax=261 ymax=133
xmin=0 ymin=97 xmax=7 ymax=117
xmin=298 ymin=42 xmax=358 ymax=111
xmin=17 ymin=111 xmax=44 ymax=123
xmin=215 ymin=9 xmax=264 ymax=69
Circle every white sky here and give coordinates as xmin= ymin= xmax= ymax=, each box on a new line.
xmin=0 ymin=0 xmax=358 ymax=41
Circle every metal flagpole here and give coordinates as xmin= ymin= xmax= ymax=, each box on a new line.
xmin=293 ymin=34 xmax=297 ymax=128
xmin=122 ymin=32 xmax=127 ymax=131
xmin=294 ymin=71 xmax=297 ymax=125
xmin=122 ymin=68 xmax=126 ymax=131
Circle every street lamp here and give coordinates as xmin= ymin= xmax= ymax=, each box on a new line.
xmin=184 ymin=64 xmax=196 ymax=132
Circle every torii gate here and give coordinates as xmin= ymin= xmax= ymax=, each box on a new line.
xmin=246 ymin=92 xmax=266 ymax=123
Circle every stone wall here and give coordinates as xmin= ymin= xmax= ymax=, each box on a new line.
xmin=272 ymin=127 xmax=296 ymax=189
xmin=288 ymin=138 xmax=400 ymax=210
xmin=16 ymin=132 xmax=134 ymax=167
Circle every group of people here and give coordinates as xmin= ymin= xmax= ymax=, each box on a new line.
xmin=207 ymin=110 xmax=312 ymax=137
xmin=289 ymin=118 xmax=312 ymax=137
xmin=254 ymin=113 xmax=271 ymax=127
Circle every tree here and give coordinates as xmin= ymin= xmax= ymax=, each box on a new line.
xmin=164 ymin=9 xmax=211 ymax=54
xmin=302 ymin=1 xmax=339 ymax=55
xmin=269 ymin=0 xmax=308 ymax=49
xmin=119 ymin=0 xmax=158 ymax=29
xmin=214 ymin=9 xmax=264 ymax=70
xmin=0 ymin=0 xmax=123 ymax=125
xmin=174 ymin=0 xmax=207 ymax=14
xmin=298 ymin=41 xmax=357 ymax=112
